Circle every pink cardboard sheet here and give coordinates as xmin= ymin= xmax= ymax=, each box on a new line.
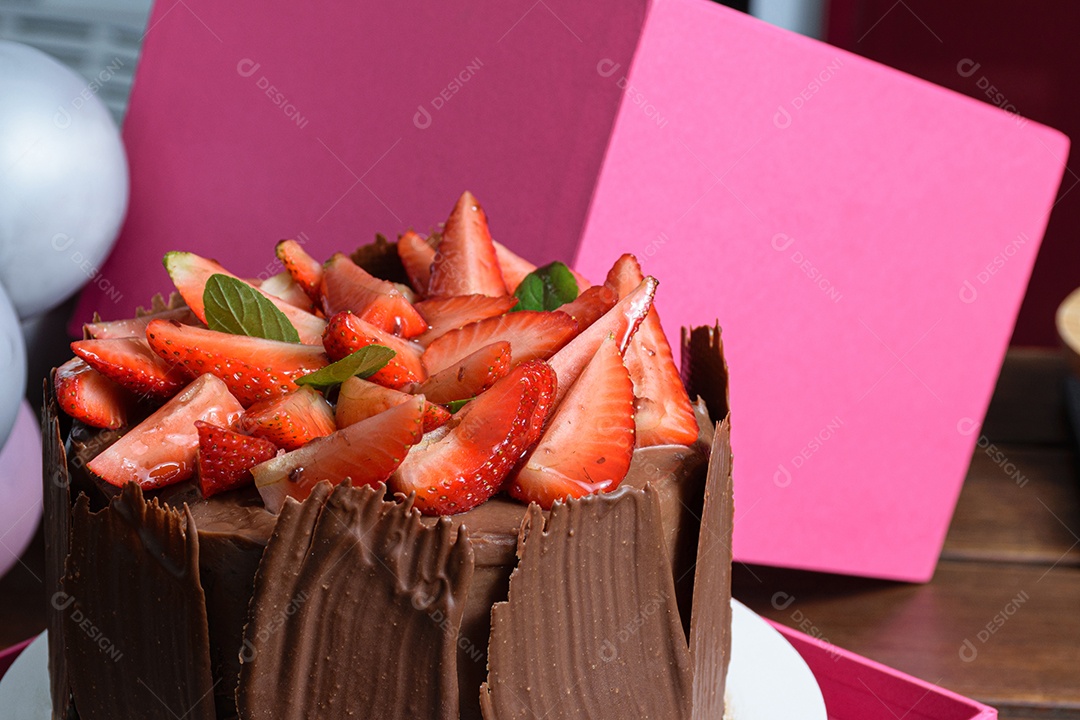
xmin=574 ymin=0 xmax=1069 ymax=581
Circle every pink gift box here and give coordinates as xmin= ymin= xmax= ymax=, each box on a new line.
xmin=74 ymin=0 xmax=1067 ymax=586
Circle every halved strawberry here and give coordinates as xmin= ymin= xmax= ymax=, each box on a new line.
xmin=54 ymin=357 xmax=136 ymax=430
xmin=428 ymin=191 xmax=508 ymax=297
xmin=276 ymin=238 xmax=323 ymax=301
xmin=418 ymin=341 xmax=511 ymax=403
xmin=145 ymin=319 xmax=328 ymax=406
xmin=252 ymin=396 xmax=426 ymax=513
xmin=547 ymin=276 xmax=656 ymax=406
xmin=258 ymin=271 xmax=317 ymax=313
xmin=336 ymin=377 xmax=449 ymax=432
xmin=87 ymin=374 xmax=244 ymax=489
xmin=492 ymin=240 xmax=591 ymax=292
xmin=390 ymin=360 xmax=556 ymax=515
xmin=84 ymin=306 xmax=199 ymax=340
xmin=414 ymin=294 xmax=518 ymax=347
xmin=164 ymin=251 xmax=326 ymax=344
xmin=508 ymin=337 xmax=635 ymax=509
xmin=239 ymin=386 xmax=336 ymax=450
xmin=422 ymin=311 xmax=576 ymax=376
xmin=605 ymin=254 xmax=699 ymax=447
xmin=71 ymin=337 xmax=191 ymax=400
xmin=558 ymin=284 xmax=617 ymax=333
xmin=196 ymin=421 xmax=277 ymax=498
xmin=320 ymin=253 xmax=428 ymax=338
xmin=322 ymin=311 xmax=425 ymax=389
xmin=397 ymin=230 xmax=436 ymax=297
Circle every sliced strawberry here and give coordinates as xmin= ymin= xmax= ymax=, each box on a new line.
xmin=258 ymin=271 xmax=317 ymax=313
xmin=71 ymin=337 xmax=191 ymax=400
xmin=276 ymin=238 xmax=323 ymax=301
xmin=428 ymin=191 xmax=508 ymax=297
xmin=164 ymin=251 xmax=326 ymax=344
xmin=145 ymin=319 xmax=328 ymax=406
xmin=547 ymin=277 xmax=656 ymax=406
xmin=492 ymin=240 xmax=536 ymax=293
xmin=414 ymin=294 xmax=518 ymax=347
xmin=322 ymin=311 xmax=425 ymax=389
xmin=508 ymin=338 xmax=634 ymax=509
xmin=252 ymin=396 xmax=426 ymax=513
xmin=605 ymin=254 xmax=699 ymax=447
xmin=87 ymin=374 xmax=244 ymax=489
xmin=397 ymin=230 xmax=436 ymax=297
xmin=54 ymin=357 xmax=136 ymax=430
xmin=558 ymin=284 xmax=617 ymax=333
xmin=418 ymin=341 xmax=511 ymax=404
xmin=422 ymin=311 xmax=576 ymax=376
xmin=390 ymin=360 xmax=556 ymax=515
xmin=84 ymin=306 xmax=199 ymax=340
xmin=320 ymin=253 xmax=428 ymax=338
xmin=240 ymin=386 xmax=336 ymax=450
xmin=336 ymin=377 xmax=449 ymax=432
xmin=196 ymin=421 xmax=277 ymax=497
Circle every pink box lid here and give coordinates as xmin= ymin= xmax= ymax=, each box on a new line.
xmin=75 ymin=0 xmax=1069 ymax=582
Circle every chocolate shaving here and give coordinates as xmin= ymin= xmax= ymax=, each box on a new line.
xmin=480 ymin=487 xmax=694 ymax=719
xmin=681 ymin=323 xmax=730 ymax=423
xmin=349 ymin=234 xmax=410 ymax=286
xmin=236 ymin=482 xmax=474 ymax=720
xmin=63 ymin=483 xmax=216 ymax=720
xmin=689 ymin=417 xmax=734 ymax=719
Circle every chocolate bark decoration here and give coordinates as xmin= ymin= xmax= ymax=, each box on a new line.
xmin=349 ymin=234 xmax=410 ymax=286
xmin=480 ymin=487 xmax=694 ymax=720
xmin=43 ymin=378 xmax=74 ymax=720
xmin=63 ymin=484 xmax=216 ymax=720
xmin=681 ymin=323 xmax=730 ymax=423
xmin=236 ymin=482 xmax=475 ymax=720
xmin=690 ymin=417 xmax=734 ymax=720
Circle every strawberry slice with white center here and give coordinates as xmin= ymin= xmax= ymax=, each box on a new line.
xmin=418 ymin=340 xmax=511 ymax=404
xmin=195 ymin=421 xmax=278 ymax=498
xmin=239 ymin=386 xmax=337 ymax=450
xmin=54 ymin=357 xmax=136 ymax=430
xmin=87 ymin=374 xmax=244 ymax=489
xmin=493 ymin=240 xmax=592 ymax=292
xmin=558 ymin=284 xmax=617 ymax=333
xmin=422 ymin=311 xmax=576 ymax=376
xmin=508 ymin=337 xmax=635 ymax=509
xmin=390 ymin=360 xmax=556 ymax=516
xmin=71 ymin=337 xmax=191 ymax=400
xmin=145 ymin=319 xmax=328 ymax=407
xmin=336 ymin=376 xmax=450 ymax=432
xmin=164 ymin=251 xmax=326 ymax=344
xmin=605 ymin=254 xmax=699 ymax=447
xmin=397 ymin=230 xmax=436 ymax=297
xmin=320 ymin=253 xmax=428 ymax=338
xmin=252 ymin=395 xmax=426 ymax=513
xmin=275 ymin=238 xmax=323 ymax=301
xmin=322 ymin=311 xmax=426 ymax=389
xmin=546 ymin=276 xmax=656 ymax=406
xmin=414 ymin=294 xmax=519 ymax=347
xmin=258 ymin=271 xmax=316 ymax=313
xmin=84 ymin=306 xmax=199 ymax=340
xmin=428 ymin=191 xmax=508 ymax=297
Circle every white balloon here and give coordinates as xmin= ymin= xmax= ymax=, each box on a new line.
xmin=0 ymin=41 xmax=129 ymax=320
xmin=0 ymin=282 xmax=26 ymax=448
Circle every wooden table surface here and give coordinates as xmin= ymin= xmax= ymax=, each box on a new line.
xmin=1 ymin=350 xmax=1077 ymax=717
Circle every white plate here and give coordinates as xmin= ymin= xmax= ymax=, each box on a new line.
xmin=0 ymin=600 xmax=826 ymax=718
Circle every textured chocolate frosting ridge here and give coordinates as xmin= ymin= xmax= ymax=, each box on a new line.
xmin=63 ymin=484 xmax=216 ymax=720
xmin=690 ymin=417 xmax=734 ymax=719
xmin=236 ymin=481 xmax=475 ymax=720
xmin=480 ymin=486 xmax=695 ymax=719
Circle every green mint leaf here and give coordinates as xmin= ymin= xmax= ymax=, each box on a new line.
xmin=295 ymin=346 xmax=396 ymax=391
xmin=512 ymin=261 xmax=579 ymax=312
xmin=203 ymin=274 xmax=300 ymax=343
xmin=445 ymin=398 xmax=473 ymax=414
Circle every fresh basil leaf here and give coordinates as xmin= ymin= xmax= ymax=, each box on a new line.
xmin=512 ymin=262 xmax=579 ymax=312
xmin=295 ymin=346 xmax=396 ymax=391
xmin=445 ymin=397 xmax=473 ymax=414
xmin=203 ymin=274 xmax=300 ymax=343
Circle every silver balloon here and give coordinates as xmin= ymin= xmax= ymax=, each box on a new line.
xmin=0 ymin=41 xmax=129 ymax=320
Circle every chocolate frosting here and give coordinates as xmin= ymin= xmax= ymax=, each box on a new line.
xmin=63 ymin=484 xmax=216 ymax=720
xmin=480 ymin=486 xmax=695 ymax=719
xmin=235 ymin=481 xmax=475 ymax=720
xmin=690 ymin=418 xmax=734 ymax=719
